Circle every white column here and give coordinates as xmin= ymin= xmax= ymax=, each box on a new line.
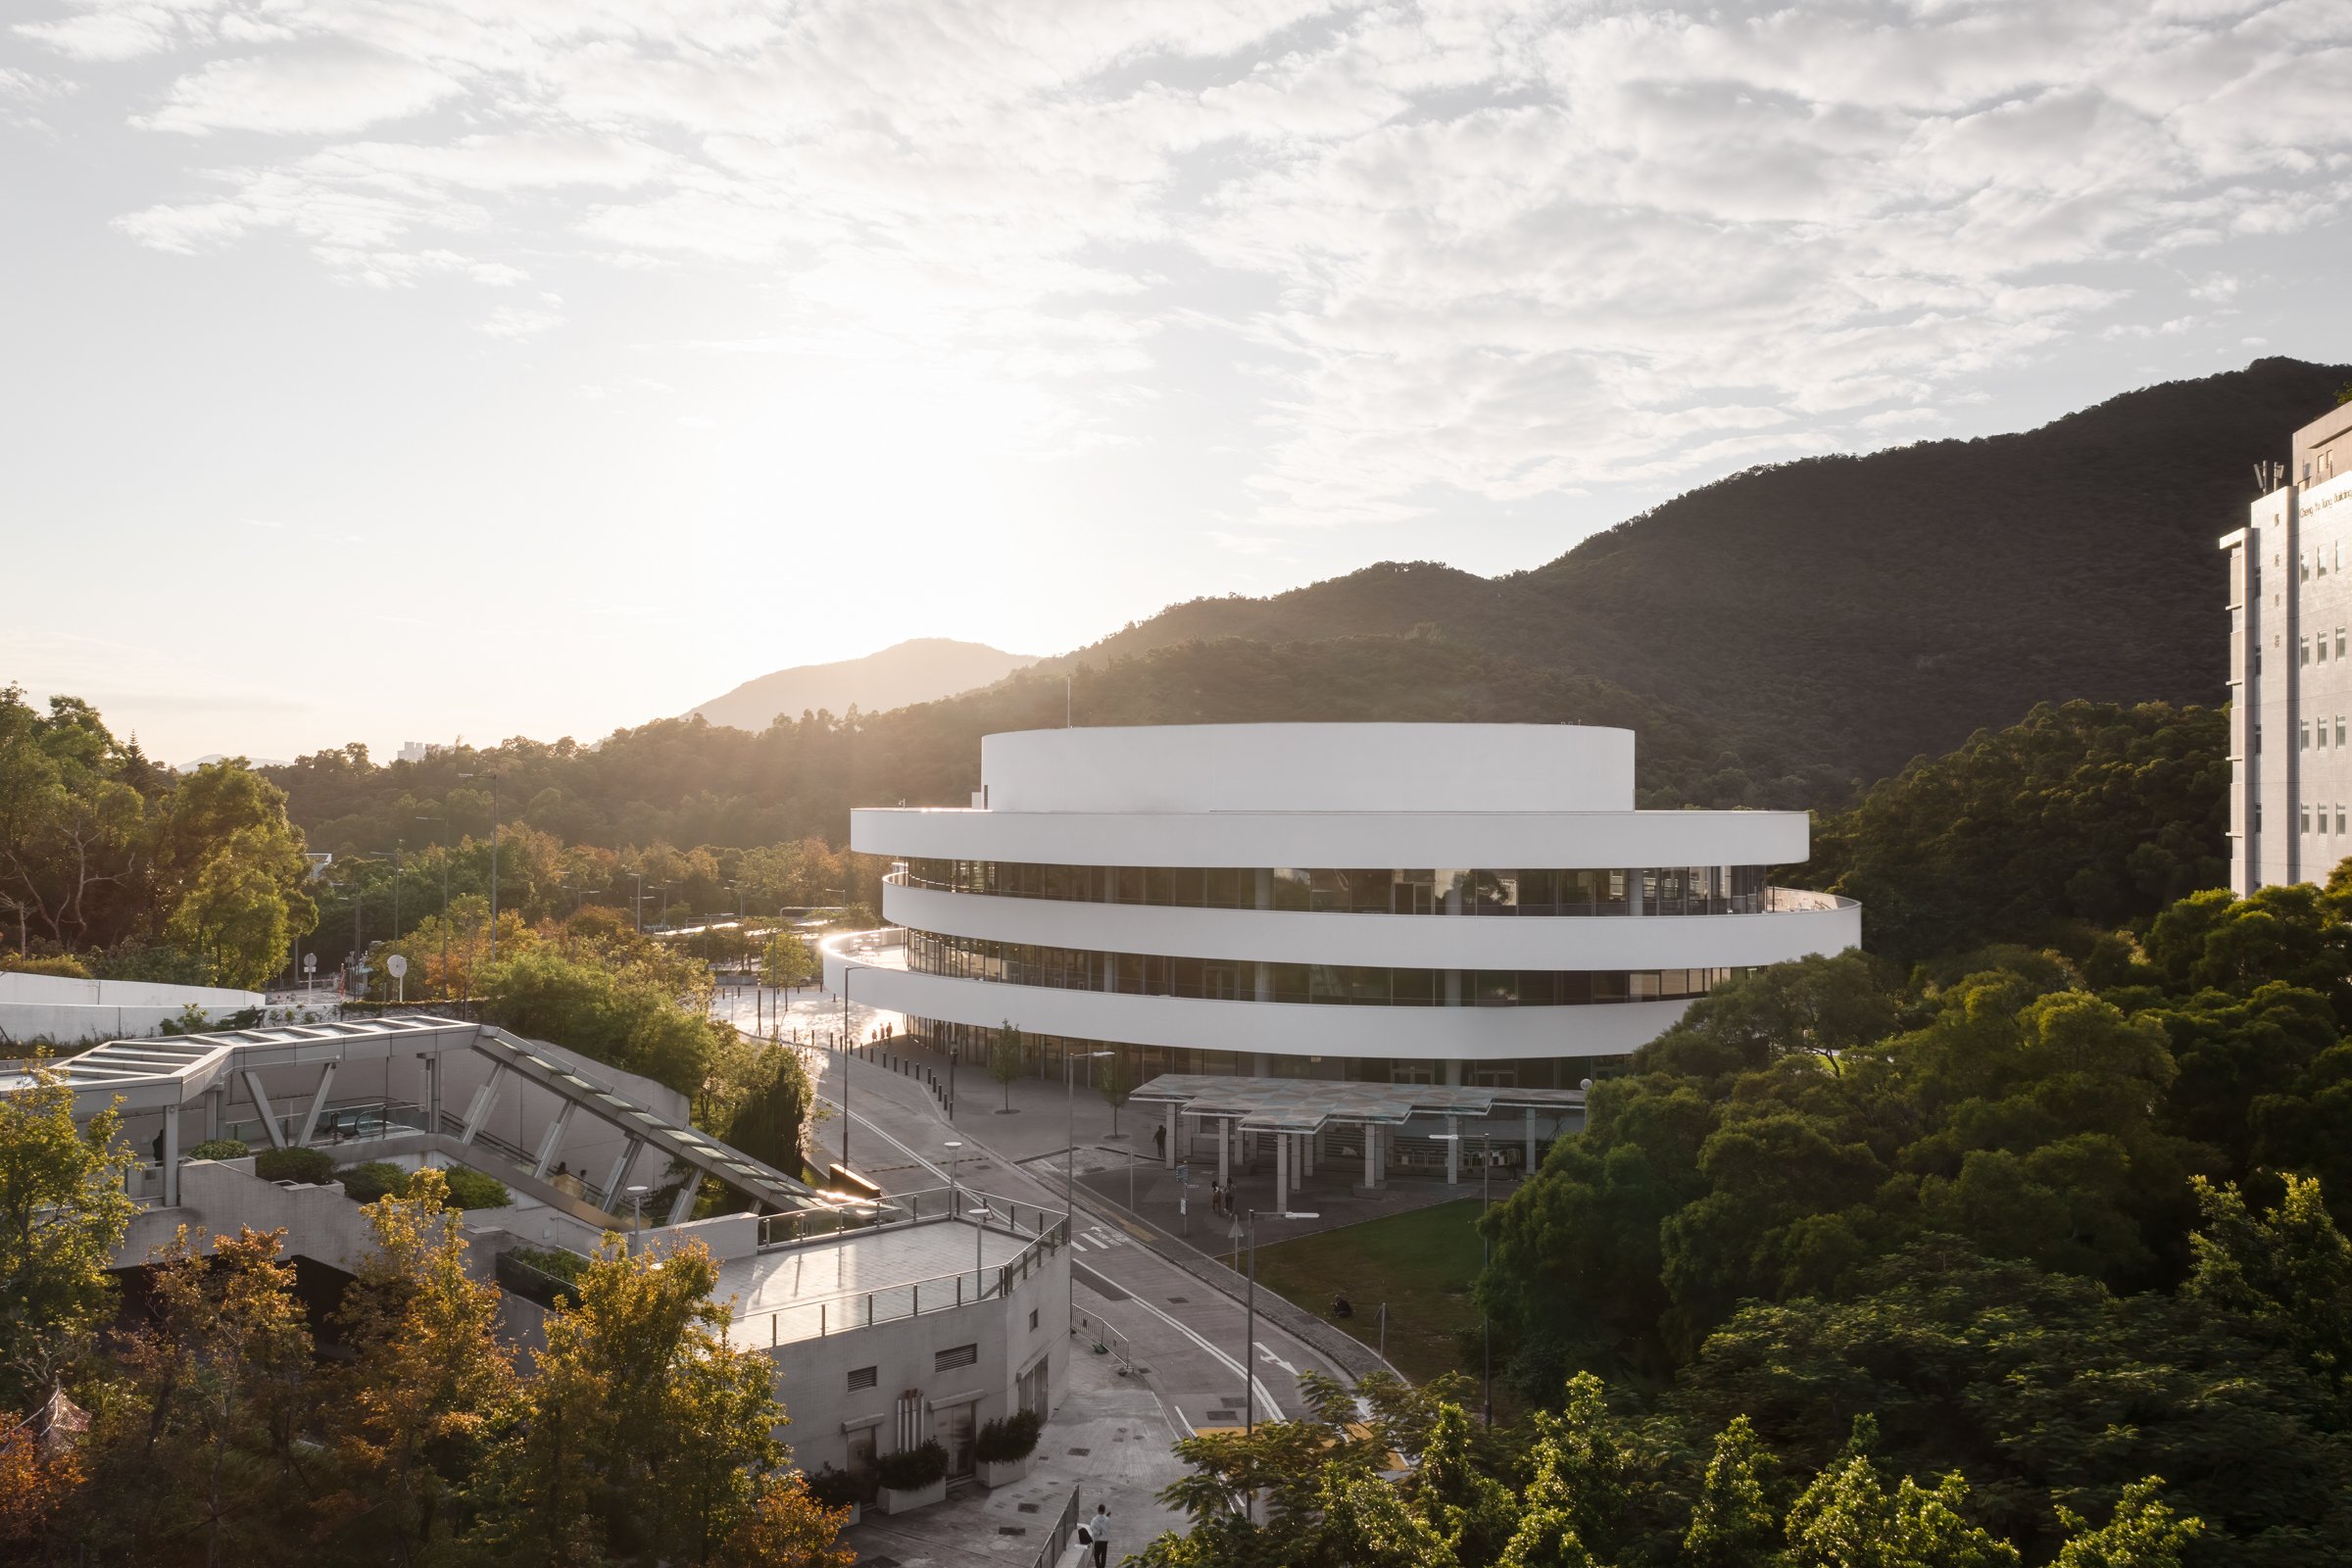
xmin=161 ymin=1102 xmax=181 ymax=1207
xmin=1445 ymin=1058 xmax=1461 ymax=1087
xmin=665 ymin=1171 xmax=705 ymax=1227
xmin=601 ymin=1137 xmax=642 ymax=1212
xmin=1524 ymin=1107 xmax=1537 ymax=1173
xmin=532 ymin=1099 xmax=577 ymax=1178
xmin=1164 ymin=1102 xmax=1179 ymax=1168
xmin=1446 ymin=1116 xmax=1460 ymax=1185
xmin=1362 ymin=1125 xmax=1379 ymax=1190
xmin=1301 ymin=1130 xmax=1314 ymax=1177
xmin=296 ymin=1061 xmax=337 ymax=1147
xmin=1217 ymin=1122 xmax=1231 ymax=1188
xmin=1275 ymin=1133 xmax=1291 ymax=1212
xmin=242 ymin=1069 xmax=287 ymax=1150
xmin=460 ymin=1062 xmax=509 ymax=1146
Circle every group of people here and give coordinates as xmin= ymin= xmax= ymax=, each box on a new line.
xmin=1207 ymin=1180 xmax=1237 ymax=1217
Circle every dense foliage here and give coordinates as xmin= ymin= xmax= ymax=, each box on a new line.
xmin=0 ymin=687 xmax=317 ymax=988
xmin=0 ymin=1167 xmax=852 ymax=1567
xmin=1801 ymin=701 xmax=2230 ymax=963
xmin=1136 ymin=1370 xmax=2204 ymax=1568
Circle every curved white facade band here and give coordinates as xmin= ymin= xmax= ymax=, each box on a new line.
xmin=835 ymin=723 xmax=1860 ymax=1086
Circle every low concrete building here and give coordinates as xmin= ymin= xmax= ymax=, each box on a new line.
xmin=0 ymin=970 xmax=263 ymax=1047
xmin=29 ymin=1012 xmax=1070 ymax=1493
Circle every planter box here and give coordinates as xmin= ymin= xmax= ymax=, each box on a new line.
xmin=876 ymin=1478 xmax=946 ymax=1514
xmin=977 ymin=1453 xmax=1035 ymax=1489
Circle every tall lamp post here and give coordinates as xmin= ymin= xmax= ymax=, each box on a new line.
xmin=1065 ymin=1049 xmax=1112 ymax=1319
xmin=413 ymin=813 xmax=454 ymax=999
xmin=1227 ymin=1205 xmax=1317 ymax=1437
xmin=1438 ymin=1131 xmax=1496 ymax=1425
xmin=836 ymin=959 xmax=870 ymax=1172
xmin=459 ymin=769 xmax=503 ymax=961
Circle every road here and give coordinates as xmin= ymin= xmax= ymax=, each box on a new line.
xmin=779 ymin=1024 xmax=1348 ymax=1439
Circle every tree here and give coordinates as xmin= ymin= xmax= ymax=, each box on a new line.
xmin=85 ymin=1226 xmax=316 ymax=1568
xmin=712 ymin=1471 xmax=856 ymax=1568
xmin=322 ymin=1168 xmax=516 ymax=1564
xmin=760 ymin=931 xmax=817 ymax=990
xmin=2054 ymin=1479 xmax=2202 ymax=1568
xmin=1684 ymin=1415 xmax=1777 ymax=1568
xmin=990 ymin=1021 xmax=1024 ymax=1112
xmin=722 ymin=1044 xmax=816 ymax=1177
xmin=0 ymin=1064 xmax=136 ymax=1410
xmin=1099 ymin=1050 xmax=1131 ymax=1136
xmin=1781 ymin=1426 xmax=2019 ymax=1568
xmin=2184 ymin=1174 xmax=2352 ymax=1396
xmin=164 ymin=826 xmax=313 ymax=990
xmin=494 ymin=1236 xmax=800 ymax=1566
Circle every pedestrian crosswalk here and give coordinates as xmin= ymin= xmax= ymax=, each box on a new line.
xmin=1070 ymin=1225 xmax=1129 ymax=1252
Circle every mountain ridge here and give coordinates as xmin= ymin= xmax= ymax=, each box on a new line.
xmin=690 ymin=637 xmax=1037 ymax=732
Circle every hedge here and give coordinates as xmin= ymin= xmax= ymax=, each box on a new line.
xmin=874 ymin=1440 xmax=947 ymax=1491
xmin=337 ymin=1161 xmax=409 ymax=1203
xmin=185 ymin=1138 xmax=249 ymax=1162
xmin=974 ymin=1408 xmax=1042 ymax=1463
xmin=254 ymin=1146 xmax=338 ymax=1185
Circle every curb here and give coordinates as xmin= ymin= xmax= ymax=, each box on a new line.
xmin=1062 ymin=1184 xmax=1405 ymax=1388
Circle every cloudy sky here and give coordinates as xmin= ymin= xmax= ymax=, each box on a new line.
xmin=5 ymin=0 xmax=2349 ymax=763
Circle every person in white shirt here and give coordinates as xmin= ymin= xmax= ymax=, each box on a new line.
xmin=1088 ymin=1503 xmax=1111 ymax=1567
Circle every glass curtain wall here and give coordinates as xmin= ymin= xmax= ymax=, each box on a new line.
xmin=905 ymin=926 xmax=1745 ymax=1005
xmin=903 ymin=859 xmax=1770 ymax=915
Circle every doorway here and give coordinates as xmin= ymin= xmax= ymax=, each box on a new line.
xmin=934 ymin=1401 xmax=976 ymax=1480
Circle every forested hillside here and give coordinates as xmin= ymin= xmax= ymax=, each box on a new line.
xmin=265 ymin=359 xmax=2344 ymax=857
xmin=1049 ymin=357 xmax=2348 ymax=785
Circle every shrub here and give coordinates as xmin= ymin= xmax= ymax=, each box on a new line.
xmin=974 ymin=1408 xmax=1042 ymax=1464
xmin=185 ymin=1138 xmax=249 ymax=1162
xmin=339 ymin=1161 xmax=409 ymax=1203
xmin=254 ymin=1146 xmax=337 ymax=1185
xmin=874 ymin=1441 xmax=947 ymax=1492
xmin=442 ymin=1167 xmax=513 ymax=1209
xmin=806 ymin=1466 xmax=863 ymax=1509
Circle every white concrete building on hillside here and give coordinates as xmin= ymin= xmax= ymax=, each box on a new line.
xmin=830 ymin=723 xmax=1862 ymax=1089
xmin=2223 ymin=400 xmax=2352 ymax=892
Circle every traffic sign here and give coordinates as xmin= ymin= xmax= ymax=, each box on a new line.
xmin=386 ymin=955 xmax=409 ymax=978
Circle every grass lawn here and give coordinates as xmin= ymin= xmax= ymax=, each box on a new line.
xmin=1247 ymin=1199 xmax=1493 ymax=1394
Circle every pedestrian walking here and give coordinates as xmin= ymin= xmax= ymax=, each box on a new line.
xmin=1089 ymin=1503 xmax=1112 ymax=1568
xmin=1209 ymin=1180 xmax=1223 ymax=1217
xmin=1153 ymin=1123 xmax=1166 ymax=1158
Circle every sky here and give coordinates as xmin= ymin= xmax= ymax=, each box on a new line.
xmin=4 ymin=0 xmax=2350 ymax=765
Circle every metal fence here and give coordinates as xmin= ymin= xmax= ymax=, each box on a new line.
xmin=1069 ymin=1302 xmax=1135 ymax=1378
xmin=732 ymin=1209 xmax=1069 ymax=1348
xmin=1029 ymin=1484 xmax=1082 ymax=1568
xmin=757 ymin=1185 xmax=1059 ymax=1249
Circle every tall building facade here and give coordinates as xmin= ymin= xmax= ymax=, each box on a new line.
xmin=830 ymin=723 xmax=1861 ymax=1086
xmin=2224 ymin=401 xmax=2352 ymax=893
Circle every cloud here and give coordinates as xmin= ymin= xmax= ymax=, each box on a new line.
xmin=136 ymin=48 xmax=462 ymax=135
xmin=25 ymin=0 xmax=2352 ymax=526
xmin=477 ymin=304 xmax=563 ymax=338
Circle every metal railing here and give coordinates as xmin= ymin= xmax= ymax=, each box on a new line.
xmin=757 ymin=1185 xmax=1059 ymax=1250
xmin=1069 ymin=1302 xmax=1134 ymax=1377
xmin=731 ymin=1211 xmax=1068 ymax=1349
xmin=1030 ymin=1485 xmax=1081 ymax=1568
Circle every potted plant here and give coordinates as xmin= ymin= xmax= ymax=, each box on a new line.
xmin=873 ymin=1439 xmax=948 ymax=1513
xmin=806 ymin=1464 xmax=864 ymax=1529
xmin=974 ymin=1408 xmax=1042 ymax=1488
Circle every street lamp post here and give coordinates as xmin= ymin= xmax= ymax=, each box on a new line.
xmin=414 ymin=814 xmax=453 ymax=999
xmin=1064 ymin=1049 xmax=1112 ymax=1321
xmin=1438 ymin=1130 xmax=1496 ymax=1425
xmin=459 ymin=769 xmax=503 ymax=961
xmin=836 ymin=960 xmax=869 ymax=1172
xmin=1228 ymin=1205 xmax=1317 ymax=1438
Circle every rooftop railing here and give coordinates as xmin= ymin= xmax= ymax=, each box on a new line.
xmin=731 ymin=1207 xmax=1068 ymax=1349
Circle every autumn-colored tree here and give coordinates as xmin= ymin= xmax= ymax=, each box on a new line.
xmin=496 ymin=1236 xmax=809 ymax=1566
xmin=991 ymin=1021 xmax=1025 ymax=1111
xmin=88 ymin=1226 xmax=315 ymax=1568
xmin=713 ymin=1471 xmax=856 ymax=1568
xmin=321 ymin=1168 xmax=517 ymax=1564
xmin=0 ymin=1063 xmax=136 ymax=1410
xmin=0 ymin=1414 xmax=85 ymax=1553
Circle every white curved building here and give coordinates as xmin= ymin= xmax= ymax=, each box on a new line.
xmin=829 ymin=724 xmax=1860 ymax=1088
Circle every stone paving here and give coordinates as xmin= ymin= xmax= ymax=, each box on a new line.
xmin=837 ymin=1341 xmax=1184 ymax=1568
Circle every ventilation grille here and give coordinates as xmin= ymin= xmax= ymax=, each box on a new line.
xmin=847 ymin=1365 xmax=878 ymax=1392
xmin=935 ymin=1344 xmax=978 ymax=1372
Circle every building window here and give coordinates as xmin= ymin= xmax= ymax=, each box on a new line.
xmin=2302 ymin=720 xmax=2312 ymax=751
xmin=1029 ymin=1308 xmax=1040 ymax=1331
xmin=2338 ymin=628 xmax=2346 ymax=659
xmin=2339 ymin=805 xmax=2347 ymax=835
xmin=847 ymin=1365 xmax=878 ymax=1392
xmin=2303 ymin=804 xmax=2313 ymax=834
xmin=936 ymin=1344 xmax=979 ymax=1372
xmin=2339 ymin=716 xmax=2346 ymax=748
xmin=2301 ymin=637 xmax=2312 ymax=666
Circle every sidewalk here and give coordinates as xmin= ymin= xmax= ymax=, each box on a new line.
xmin=837 ymin=1335 xmax=1186 ymax=1568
